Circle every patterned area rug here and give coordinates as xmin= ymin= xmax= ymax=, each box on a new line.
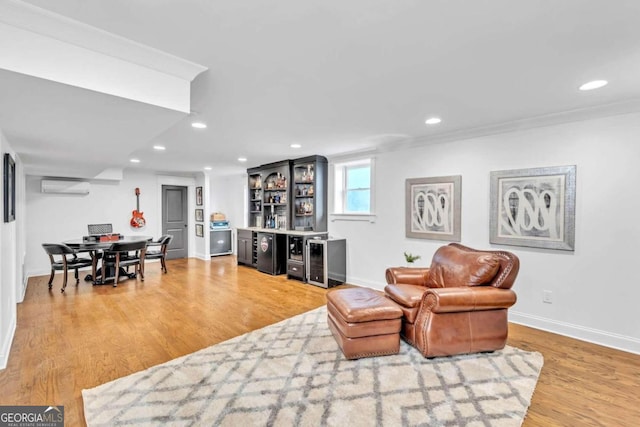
xmin=83 ymin=306 xmax=543 ymax=426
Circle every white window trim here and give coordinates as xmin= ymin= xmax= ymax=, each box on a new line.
xmin=329 ymin=212 xmax=377 ymax=223
xmin=330 ymin=157 xmax=376 ymax=222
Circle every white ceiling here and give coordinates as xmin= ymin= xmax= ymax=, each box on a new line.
xmin=3 ymin=0 xmax=640 ymax=178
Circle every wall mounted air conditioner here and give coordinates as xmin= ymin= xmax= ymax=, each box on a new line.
xmin=41 ymin=179 xmax=90 ymax=195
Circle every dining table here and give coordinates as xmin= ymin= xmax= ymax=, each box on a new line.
xmin=64 ymin=235 xmax=152 ymax=284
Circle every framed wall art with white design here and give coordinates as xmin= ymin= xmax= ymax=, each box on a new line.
xmin=405 ymin=175 xmax=461 ymax=241
xmin=490 ymin=165 xmax=576 ymax=251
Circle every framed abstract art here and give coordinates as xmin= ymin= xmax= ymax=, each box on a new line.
xmin=405 ymin=175 xmax=461 ymax=241
xmin=490 ymin=165 xmax=576 ymax=251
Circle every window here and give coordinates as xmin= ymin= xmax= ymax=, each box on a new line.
xmin=333 ymin=158 xmax=375 ymax=217
xmin=345 ymin=164 xmax=370 ymax=212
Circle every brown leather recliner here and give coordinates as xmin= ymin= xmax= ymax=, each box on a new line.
xmin=384 ymin=243 xmax=519 ymax=358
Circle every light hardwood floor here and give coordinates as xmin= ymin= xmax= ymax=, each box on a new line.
xmin=0 ymin=256 xmax=638 ymax=426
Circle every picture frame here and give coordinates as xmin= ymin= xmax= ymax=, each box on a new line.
xmin=3 ymin=153 xmax=16 ymax=223
xmin=195 ymin=223 xmax=204 ymax=237
xmin=195 ymin=208 xmax=204 ymax=222
xmin=490 ymin=165 xmax=576 ymax=251
xmin=196 ymin=186 xmax=203 ymax=206
xmin=405 ymin=175 xmax=461 ymax=241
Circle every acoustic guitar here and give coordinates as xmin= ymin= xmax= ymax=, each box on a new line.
xmin=130 ymin=187 xmax=146 ymax=228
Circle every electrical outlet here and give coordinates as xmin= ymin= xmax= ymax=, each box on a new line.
xmin=543 ymin=290 xmax=553 ymax=304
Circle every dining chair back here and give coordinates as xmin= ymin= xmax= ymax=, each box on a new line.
xmin=42 ymin=243 xmax=94 ymax=293
xmin=145 ymin=235 xmax=174 ymax=273
xmin=101 ymin=240 xmax=147 ymax=286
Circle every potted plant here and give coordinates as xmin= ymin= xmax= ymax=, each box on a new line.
xmin=404 ymin=252 xmax=421 ymax=267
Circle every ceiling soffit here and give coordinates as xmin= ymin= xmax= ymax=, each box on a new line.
xmin=0 ymin=0 xmax=207 ymax=113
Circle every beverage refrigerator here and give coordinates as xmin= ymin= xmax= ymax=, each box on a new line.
xmin=306 ymin=238 xmax=346 ymax=288
xmin=257 ymin=232 xmax=286 ymax=275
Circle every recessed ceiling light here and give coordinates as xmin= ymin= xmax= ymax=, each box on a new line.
xmin=130 ymin=158 xmax=141 ymax=163
xmin=153 ymin=145 xmax=166 ymax=151
xmin=204 ymin=166 xmax=212 ymax=171
xmin=290 ymin=143 xmax=302 ymax=149
xmin=191 ymin=122 xmax=207 ymax=129
xmin=579 ymin=80 xmax=608 ymax=91
xmin=425 ymin=117 xmax=442 ymax=125
xmin=238 ymin=157 xmax=247 ymax=162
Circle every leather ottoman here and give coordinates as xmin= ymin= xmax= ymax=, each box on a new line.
xmin=327 ymin=287 xmax=403 ymax=359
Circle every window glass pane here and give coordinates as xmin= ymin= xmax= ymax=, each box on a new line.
xmin=346 ymin=189 xmax=370 ymax=212
xmin=333 ymin=159 xmax=374 ymax=215
xmin=346 ymin=166 xmax=370 ymax=189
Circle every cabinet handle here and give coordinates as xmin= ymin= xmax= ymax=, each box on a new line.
xmin=305 ymin=244 xmax=309 ymax=280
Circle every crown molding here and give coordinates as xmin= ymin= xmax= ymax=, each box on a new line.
xmin=379 ymin=97 xmax=640 ymax=153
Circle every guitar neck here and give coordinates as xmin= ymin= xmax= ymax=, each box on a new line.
xmin=135 ymin=188 xmax=141 ymax=211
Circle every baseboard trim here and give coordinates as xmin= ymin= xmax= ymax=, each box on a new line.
xmin=510 ymin=311 xmax=640 ymax=355
xmin=19 ymin=274 xmax=28 ymax=303
xmin=0 ymin=316 xmax=16 ymax=370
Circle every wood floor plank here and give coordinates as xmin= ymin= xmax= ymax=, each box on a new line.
xmin=0 ymin=256 xmax=638 ymax=426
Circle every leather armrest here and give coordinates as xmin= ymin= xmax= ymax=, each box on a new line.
xmin=385 ymin=267 xmax=430 ymax=286
xmin=385 ymin=284 xmax=426 ymax=308
xmin=423 ymin=286 xmax=517 ymax=313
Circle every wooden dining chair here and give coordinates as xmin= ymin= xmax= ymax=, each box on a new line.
xmin=101 ymin=240 xmax=147 ymax=286
xmin=42 ymin=243 xmax=94 ymax=293
xmin=145 ymin=235 xmax=173 ymax=273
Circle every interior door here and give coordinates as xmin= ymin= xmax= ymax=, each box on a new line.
xmin=162 ymin=185 xmax=188 ymax=259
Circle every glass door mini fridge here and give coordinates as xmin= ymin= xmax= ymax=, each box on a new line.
xmin=306 ymin=238 xmax=346 ymax=288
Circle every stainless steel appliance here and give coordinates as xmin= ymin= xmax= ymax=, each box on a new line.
xmin=257 ymin=232 xmax=286 ymax=275
xmin=289 ymin=236 xmax=304 ymax=261
xmin=287 ymin=235 xmax=305 ymax=280
xmin=286 ymin=233 xmax=329 ymax=281
xmin=306 ymin=238 xmax=346 ymax=288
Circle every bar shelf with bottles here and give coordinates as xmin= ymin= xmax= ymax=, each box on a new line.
xmin=292 ymin=156 xmax=327 ymax=232
xmin=263 ymin=170 xmax=289 ymax=230
xmin=248 ymin=172 xmax=263 ymax=228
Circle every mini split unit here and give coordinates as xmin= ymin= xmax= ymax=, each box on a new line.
xmin=41 ymin=179 xmax=90 ymax=195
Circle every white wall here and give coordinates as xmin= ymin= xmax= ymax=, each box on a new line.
xmin=0 ymin=130 xmax=25 ymax=369
xmin=209 ymin=172 xmax=247 ymax=253
xmin=26 ymin=170 xmax=196 ymax=276
xmin=209 ymin=173 xmax=246 ymax=227
xmin=328 ymin=112 xmax=640 ymax=354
